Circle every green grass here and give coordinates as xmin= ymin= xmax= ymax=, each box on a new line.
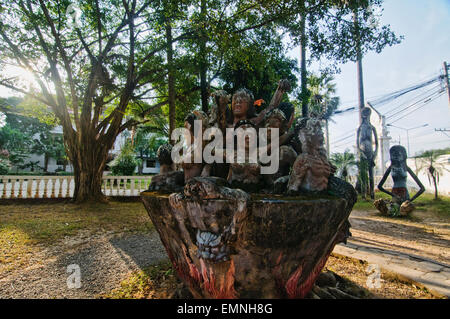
xmin=414 ymin=193 xmax=450 ymax=217
xmin=100 ymin=261 xmax=178 ymax=299
xmin=0 ymin=200 xmax=153 ymax=273
xmin=353 ymin=192 xmax=450 ymax=217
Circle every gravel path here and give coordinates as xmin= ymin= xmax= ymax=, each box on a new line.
xmin=0 ymin=230 xmax=168 ymax=298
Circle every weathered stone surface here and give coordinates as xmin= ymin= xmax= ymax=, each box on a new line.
xmin=141 ymin=177 xmax=355 ymax=299
xmin=316 ymin=271 xmax=337 ymax=288
xmin=312 ymin=285 xmax=336 ymax=299
xmin=326 ymin=286 xmax=359 ymax=299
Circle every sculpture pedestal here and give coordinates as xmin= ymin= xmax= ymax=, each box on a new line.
xmin=141 ymin=178 xmax=354 ymax=299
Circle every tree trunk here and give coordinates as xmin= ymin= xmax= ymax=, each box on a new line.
xmin=166 ymin=18 xmax=176 ymax=143
xmin=432 ymin=174 xmax=438 ymax=200
xmin=199 ymin=0 xmax=208 ymax=113
xmin=44 ymin=154 xmax=49 ymax=172
xmin=299 ymin=11 xmax=308 ymax=118
xmin=66 ymin=132 xmax=110 ymax=203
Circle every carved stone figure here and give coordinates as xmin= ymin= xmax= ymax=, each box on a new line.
xmin=287 ymin=117 xmax=332 ymax=193
xmin=226 ymin=120 xmax=263 ymax=193
xmin=147 ymin=144 xmax=184 ymax=192
xmin=262 ymin=104 xmax=297 ymax=187
xmin=375 ymin=145 xmax=425 ymax=217
xmin=357 ymin=107 xmax=378 ymax=200
xmin=181 ymin=110 xmax=208 ymax=182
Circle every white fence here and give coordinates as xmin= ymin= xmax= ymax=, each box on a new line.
xmin=0 ymin=175 xmax=152 ymax=199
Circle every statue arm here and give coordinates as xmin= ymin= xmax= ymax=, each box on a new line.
xmin=251 ymin=79 xmax=291 ymax=127
xmin=279 ymin=130 xmax=295 ymax=146
xmin=372 ymin=126 xmax=379 ymax=158
xmin=356 ymin=127 xmax=362 ymax=154
xmin=377 ymin=166 xmax=394 ymax=197
xmin=407 ymin=166 xmax=425 ymax=202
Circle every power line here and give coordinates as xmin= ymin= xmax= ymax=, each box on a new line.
xmin=332 ymin=132 xmax=356 ymax=145
xmin=383 ymin=83 xmax=442 ymax=116
xmin=388 ymin=91 xmax=445 ymax=125
xmin=387 ymin=87 xmax=444 ymax=121
xmin=369 ymin=75 xmax=441 ymax=107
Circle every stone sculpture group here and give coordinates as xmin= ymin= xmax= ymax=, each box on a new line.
xmin=142 ymin=80 xmax=357 ymax=298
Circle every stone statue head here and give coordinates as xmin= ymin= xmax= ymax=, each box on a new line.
xmin=157 ymin=144 xmax=173 ymax=166
xmin=390 ymin=145 xmax=407 ymax=165
xmin=295 ymin=117 xmax=324 ymax=152
xmin=184 ymin=110 xmax=208 ymax=141
xmin=264 ymin=109 xmax=286 ymax=132
xmin=361 ymin=107 xmax=372 ymax=121
xmin=231 ymin=88 xmax=255 ymax=119
xmin=278 ymin=102 xmax=295 ymax=130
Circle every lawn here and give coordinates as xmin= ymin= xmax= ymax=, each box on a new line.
xmin=353 ymin=192 xmax=450 ymax=217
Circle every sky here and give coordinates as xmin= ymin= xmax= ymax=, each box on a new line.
xmin=286 ymin=0 xmax=450 ymax=156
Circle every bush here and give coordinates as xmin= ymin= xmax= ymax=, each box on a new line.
xmin=0 ymin=159 xmax=9 ymax=175
xmin=0 ymin=150 xmax=10 ymax=175
xmin=110 ymin=142 xmax=137 ymax=176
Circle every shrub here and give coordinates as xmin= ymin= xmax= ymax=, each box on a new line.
xmin=110 ymin=142 xmax=137 ymax=176
xmin=0 ymin=149 xmax=10 ymax=175
xmin=0 ymin=159 xmax=9 ymax=175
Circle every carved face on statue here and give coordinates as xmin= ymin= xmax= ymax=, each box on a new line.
xmin=361 ymin=107 xmax=371 ymax=123
xmin=169 ymin=177 xmax=250 ymax=277
xmin=390 ymin=145 xmax=407 ymax=165
xmin=298 ymin=118 xmax=325 ymax=154
xmin=231 ymin=89 xmax=255 ymax=122
xmin=264 ymin=109 xmax=286 ymax=139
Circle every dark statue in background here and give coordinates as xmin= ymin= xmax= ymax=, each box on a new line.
xmin=142 ymin=79 xmax=357 ymax=299
xmin=374 ymin=145 xmax=425 ymax=217
xmin=356 ymin=107 xmax=378 ymax=200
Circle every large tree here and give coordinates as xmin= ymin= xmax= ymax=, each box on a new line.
xmin=280 ymin=0 xmax=402 ymax=116
xmin=0 ymin=0 xmax=197 ymax=202
xmin=0 ymin=0 xmax=302 ymax=202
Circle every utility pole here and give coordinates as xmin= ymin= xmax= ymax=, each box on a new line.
xmin=354 ymin=9 xmax=367 ymax=198
xmin=444 ymin=62 xmax=450 ymax=107
xmin=354 ymin=12 xmax=365 ymax=123
xmin=300 ymin=11 xmax=308 ymax=118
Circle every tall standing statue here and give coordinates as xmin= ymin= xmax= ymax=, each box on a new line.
xmin=375 ymin=145 xmax=425 ymax=217
xmin=356 ymin=107 xmax=378 ymax=200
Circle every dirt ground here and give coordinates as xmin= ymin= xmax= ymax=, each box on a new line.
xmin=0 ymin=200 xmax=448 ymax=299
xmin=0 ymin=229 xmax=168 ymax=298
xmin=347 ymin=208 xmax=450 ymax=265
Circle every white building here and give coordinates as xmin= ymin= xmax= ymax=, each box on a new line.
xmin=15 ymin=126 xmax=160 ymax=174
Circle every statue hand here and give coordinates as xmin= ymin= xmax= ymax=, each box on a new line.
xmin=278 ymin=79 xmax=291 ymax=93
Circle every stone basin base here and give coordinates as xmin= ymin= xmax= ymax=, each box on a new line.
xmin=141 ymin=178 xmax=355 ymax=299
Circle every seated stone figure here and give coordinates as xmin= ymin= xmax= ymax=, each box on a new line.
xmin=374 ymin=145 xmax=425 ymax=217
xmin=226 ymin=120 xmax=263 ymax=193
xmin=287 ymin=117 xmax=332 ymax=194
xmin=262 ymin=104 xmax=297 ymax=188
xmin=181 ymin=110 xmax=208 ymax=182
xmin=147 ymin=144 xmax=184 ymax=192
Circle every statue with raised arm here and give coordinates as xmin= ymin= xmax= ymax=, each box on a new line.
xmin=374 ymin=145 xmax=425 ymax=217
xmin=356 ymin=107 xmax=378 ymax=200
